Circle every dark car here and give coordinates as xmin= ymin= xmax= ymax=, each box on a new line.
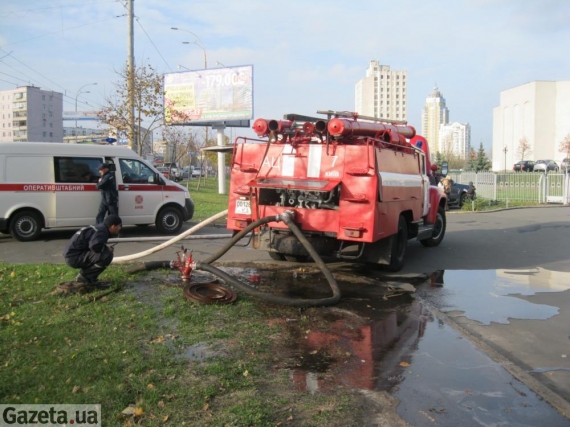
xmin=533 ymin=160 xmax=559 ymax=173
xmin=513 ymin=160 xmax=535 ymax=172
xmin=439 ymin=178 xmax=475 ymax=209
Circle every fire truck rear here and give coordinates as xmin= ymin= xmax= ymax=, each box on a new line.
xmin=226 ymin=110 xmax=446 ymax=271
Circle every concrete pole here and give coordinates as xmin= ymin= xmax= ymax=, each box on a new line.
xmin=215 ymin=125 xmax=227 ymax=194
xmin=127 ymin=0 xmax=135 ymax=151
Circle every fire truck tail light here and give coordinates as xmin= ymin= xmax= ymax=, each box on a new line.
xmin=344 ymin=193 xmax=368 ymax=202
xmin=233 ymin=218 xmax=252 ymax=228
xmin=342 ymin=223 xmax=365 ymax=238
xmin=239 ymin=164 xmax=258 ymax=173
xmin=347 ymin=167 xmax=369 ymax=175
xmin=234 ymin=186 xmax=250 ymax=195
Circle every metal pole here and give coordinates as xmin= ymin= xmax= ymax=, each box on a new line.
xmin=74 ymin=83 xmax=96 ymax=143
xmin=127 ymin=0 xmax=135 ymax=151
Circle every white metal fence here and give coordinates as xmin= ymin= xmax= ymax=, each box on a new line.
xmin=448 ymin=172 xmax=570 ymax=205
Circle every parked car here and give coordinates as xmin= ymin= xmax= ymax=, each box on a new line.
xmin=533 ymin=160 xmax=559 ymax=172
xmin=191 ymin=167 xmax=202 ymax=178
xmin=561 ymin=158 xmax=570 ymax=170
xmin=513 ymin=160 xmax=535 ymax=172
xmin=181 ymin=166 xmax=191 ymax=180
xmin=156 ymin=166 xmax=170 ymax=179
xmin=444 ymin=180 xmax=475 ymax=209
xmin=164 ymin=162 xmax=182 ymax=181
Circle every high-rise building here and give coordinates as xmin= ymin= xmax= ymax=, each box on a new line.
xmin=355 ymin=60 xmax=408 ymax=121
xmin=421 ymin=86 xmax=449 ymax=151
xmin=439 ymin=122 xmax=471 ymax=159
xmin=0 ymin=86 xmax=63 ymax=142
xmin=492 ymin=80 xmax=570 ymax=171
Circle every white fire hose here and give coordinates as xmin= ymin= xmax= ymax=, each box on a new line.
xmin=112 ymin=209 xmax=228 ymax=264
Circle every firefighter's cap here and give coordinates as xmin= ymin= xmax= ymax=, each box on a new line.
xmin=103 ymin=215 xmax=122 ymax=227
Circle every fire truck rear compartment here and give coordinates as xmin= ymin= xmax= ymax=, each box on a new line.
xmin=257 ymin=185 xmax=340 ymax=210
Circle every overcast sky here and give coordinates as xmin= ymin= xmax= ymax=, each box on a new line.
xmin=1 ymin=0 xmax=569 ymax=152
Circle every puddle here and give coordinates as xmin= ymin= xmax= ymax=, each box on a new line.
xmin=283 ymin=298 xmax=569 ymax=427
xmin=417 ymin=268 xmax=570 ymax=325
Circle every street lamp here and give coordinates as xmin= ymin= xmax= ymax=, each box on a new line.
xmin=75 ymin=82 xmax=97 ymax=132
xmin=171 ymin=27 xmax=207 ymax=69
xmin=503 ymin=146 xmax=508 ymax=172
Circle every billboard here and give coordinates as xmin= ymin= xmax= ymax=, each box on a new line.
xmin=163 ymin=65 xmax=253 ymax=126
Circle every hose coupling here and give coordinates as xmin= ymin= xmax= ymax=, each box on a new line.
xmin=277 ymin=210 xmax=295 ymax=222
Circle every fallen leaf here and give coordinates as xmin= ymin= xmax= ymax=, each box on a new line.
xmin=72 ymin=386 xmax=80 ymax=393
xmin=243 ymin=370 xmax=249 ymax=377
xmin=121 ymin=406 xmax=135 ymax=416
xmin=399 ymin=361 xmax=410 ymax=367
xmin=134 ymin=407 xmax=144 ymax=417
xmin=309 ymin=350 xmax=318 ymax=355
xmin=163 ymin=415 xmax=169 ymax=422
xmin=158 ymin=401 xmax=165 ymax=408
xmin=203 ymin=403 xmax=209 ymax=411
xmin=147 ymin=384 xmax=155 ymax=389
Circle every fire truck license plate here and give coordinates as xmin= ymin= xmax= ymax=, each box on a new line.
xmin=235 ymin=200 xmax=251 ymax=215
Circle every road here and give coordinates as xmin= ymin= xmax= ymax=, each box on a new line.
xmin=1 ymin=206 xmax=570 ymax=425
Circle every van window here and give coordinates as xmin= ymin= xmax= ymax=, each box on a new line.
xmin=54 ymin=157 xmax=101 ymax=183
xmin=119 ymin=158 xmax=156 ymax=184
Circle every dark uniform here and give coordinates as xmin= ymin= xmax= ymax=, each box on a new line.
xmin=62 ymin=223 xmax=114 ymax=284
xmin=96 ymin=163 xmax=119 ymax=225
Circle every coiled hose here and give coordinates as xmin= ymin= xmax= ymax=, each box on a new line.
xmin=126 ymin=211 xmax=341 ymax=307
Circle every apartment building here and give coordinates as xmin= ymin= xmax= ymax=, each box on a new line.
xmin=421 ymin=86 xmax=449 ymax=152
xmin=439 ymin=122 xmax=471 ymax=159
xmin=355 ymin=60 xmax=408 ymax=121
xmin=0 ymin=86 xmax=63 ymax=142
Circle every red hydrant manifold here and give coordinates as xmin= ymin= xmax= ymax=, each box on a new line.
xmin=170 ymin=246 xmax=194 ymax=281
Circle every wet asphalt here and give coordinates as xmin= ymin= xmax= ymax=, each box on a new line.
xmin=1 ymin=206 xmax=570 ymax=425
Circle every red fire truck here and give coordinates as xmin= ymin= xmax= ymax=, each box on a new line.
xmin=226 ymin=110 xmax=446 ymax=271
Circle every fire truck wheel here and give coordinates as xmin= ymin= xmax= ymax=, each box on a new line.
xmin=387 ymin=215 xmax=408 ymax=272
xmin=156 ymin=207 xmax=183 ymax=234
xmin=284 ymin=255 xmax=310 ymax=263
xmin=420 ymin=207 xmax=446 ymax=247
xmin=10 ymin=210 xmax=42 ymax=242
xmin=268 ymin=251 xmax=286 ymax=261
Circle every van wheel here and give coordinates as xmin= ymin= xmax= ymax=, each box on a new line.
xmin=386 ymin=215 xmax=408 ymax=272
xmin=420 ymin=207 xmax=446 ymax=248
xmin=156 ymin=207 xmax=183 ymax=234
xmin=10 ymin=211 xmax=42 ymax=242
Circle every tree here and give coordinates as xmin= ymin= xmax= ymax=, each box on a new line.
xmin=98 ymin=63 xmax=164 ymax=155
xmin=516 ymin=136 xmax=532 ymax=160
xmin=467 ymin=142 xmax=491 ymax=172
xmin=558 ymin=133 xmax=570 ymax=161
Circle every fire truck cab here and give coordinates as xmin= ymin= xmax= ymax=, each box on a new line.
xmin=227 ymin=111 xmax=446 ymax=271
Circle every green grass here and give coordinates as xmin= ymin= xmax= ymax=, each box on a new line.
xmin=460 ymin=197 xmax=541 ymax=212
xmin=0 ymin=263 xmax=366 ymax=426
xmin=181 ymin=177 xmax=229 ymax=223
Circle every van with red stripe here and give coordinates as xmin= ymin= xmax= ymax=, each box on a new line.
xmin=0 ymin=142 xmax=194 ymax=241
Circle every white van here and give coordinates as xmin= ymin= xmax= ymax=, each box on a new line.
xmin=0 ymin=142 xmax=194 ymax=241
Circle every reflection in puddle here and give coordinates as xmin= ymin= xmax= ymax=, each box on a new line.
xmin=284 ymin=268 xmax=570 ymax=426
xmin=418 ymin=268 xmax=570 ymax=325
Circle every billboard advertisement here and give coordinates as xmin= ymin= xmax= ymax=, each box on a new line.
xmin=163 ymin=65 xmax=253 ymax=126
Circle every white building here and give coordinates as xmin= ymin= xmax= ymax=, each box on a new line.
xmin=492 ymin=80 xmax=570 ymax=171
xmin=355 ymin=60 xmax=408 ymax=121
xmin=421 ymin=86 xmax=449 ymax=152
xmin=0 ymin=86 xmax=63 ymax=142
xmin=439 ymin=122 xmax=471 ymax=159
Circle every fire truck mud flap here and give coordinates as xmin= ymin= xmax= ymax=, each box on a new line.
xmin=262 ymin=230 xmax=337 ymax=260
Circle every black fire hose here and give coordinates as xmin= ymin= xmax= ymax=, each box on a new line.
xmin=127 ymin=211 xmax=342 ymax=307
